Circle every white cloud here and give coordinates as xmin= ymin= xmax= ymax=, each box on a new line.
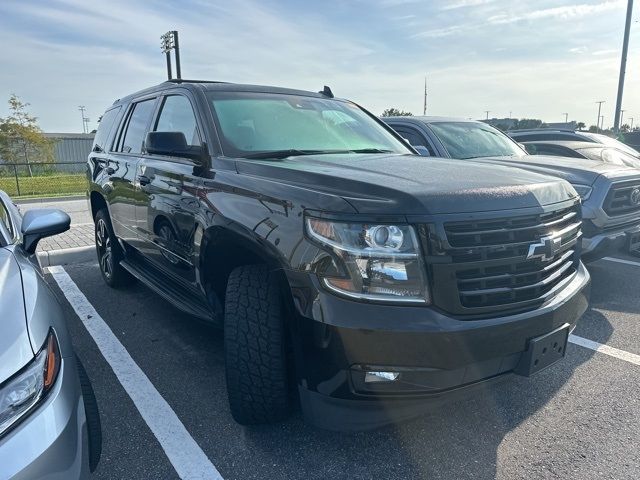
xmin=488 ymin=1 xmax=624 ymax=25
xmin=441 ymin=0 xmax=495 ymax=11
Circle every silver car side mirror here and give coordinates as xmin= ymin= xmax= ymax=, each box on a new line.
xmin=21 ymin=209 xmax=71 ymax=254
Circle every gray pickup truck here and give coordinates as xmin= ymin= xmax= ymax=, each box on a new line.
xmin=384 ymin=116 xmax=640 ymax=261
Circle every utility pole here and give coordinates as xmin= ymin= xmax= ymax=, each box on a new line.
xmin=78 ymin=105 xmax=87 ymax=134
xmin=630 ymin=117 xmax=634 ymax=130
xmin=614 ymin=0 xmax=634 ymax=133
xmin=596 ymin=101 xmax=605 ymax=132
xmin=620 ymin=109 xmax=626 ymax=127
xmin=600 ymin=115 xmax=605 ymax=131
xmin=562 ymin=113 xmax=569 ymax=124
xmin=423 ymin=76 xmax=427 ymax=115
xmin=485 ymin=110 xmax=490 ymax=120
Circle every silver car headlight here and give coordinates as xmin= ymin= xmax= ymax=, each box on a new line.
xmin=306 ymin=217 xmax=430 ymax=304
xmin=572 ymin=184 xmax=592 ymax=201
xmin=0 ymin=330 xmax=61 ymax=437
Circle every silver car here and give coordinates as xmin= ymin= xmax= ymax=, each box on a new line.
xmin=0 ymin=191 xmax=100 ymax=479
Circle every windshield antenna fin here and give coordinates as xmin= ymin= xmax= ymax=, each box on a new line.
xmin=319 ymin=86 xmax=334 ymax=98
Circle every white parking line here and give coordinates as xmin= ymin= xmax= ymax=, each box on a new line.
xmin=569 ymin=334 xmax=640 ymax=366
xmin=48 ymin=266 xmax=223 ymax=480
xmin=602 ymin=256 xmax=640 ymax=268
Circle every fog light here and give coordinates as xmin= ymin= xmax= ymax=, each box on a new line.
xmin=364 ymin=371 xmax=400 ymax=383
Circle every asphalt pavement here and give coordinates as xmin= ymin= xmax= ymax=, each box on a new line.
xmin=44 ymin=255 xmax=640 ymax=480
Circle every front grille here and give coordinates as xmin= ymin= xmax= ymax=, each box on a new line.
xmin=604 ymin=181 xmax=640 ymax=216
xmin=427 ymin=203 xmax=581 ymax=317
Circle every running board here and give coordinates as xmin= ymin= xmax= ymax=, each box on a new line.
xmin=120 ymin=257 xmax=213 ymax=322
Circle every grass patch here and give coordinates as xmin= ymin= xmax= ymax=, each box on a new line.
xmin=0 ymin=173 xmax=87 ymax=198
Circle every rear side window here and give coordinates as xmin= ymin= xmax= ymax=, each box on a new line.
xmin=119 ymin=99 xmax=156 ymax=154
xmin=154 ymin=96 xmax=201 ymax=147
xmin=93 ymin=107 xmax=121 ymax=152
xmin=393 ymin=126 xmax=435 ymax=155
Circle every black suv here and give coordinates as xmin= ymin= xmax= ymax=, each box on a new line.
xmin=87 ymin=80 xmax=590 ymax=430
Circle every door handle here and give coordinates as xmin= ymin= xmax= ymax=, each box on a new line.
xmin=139 ymin=175 xmax=152 ymax=186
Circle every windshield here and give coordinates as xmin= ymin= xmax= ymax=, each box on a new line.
xmin=578 ymin=147 xmax=640 ymax=169
xmin=428 ymin=122 xmax=525 ymax=159
xmin=580 ymin=132 xmax=640 ymax=158
xmin=207 ymin=92 xmax=411 ymax=158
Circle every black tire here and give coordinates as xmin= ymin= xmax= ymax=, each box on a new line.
xmin=76 ymin=356 xmax=102 ymax=472
xmin=224 ymin=264 xmax=290 ymax=424
xmin=95 ymin=209 xmax=134 ymax=288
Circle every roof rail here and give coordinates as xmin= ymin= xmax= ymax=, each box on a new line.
xmin=164 ymin=79 xmax=230 ymax=84
xmin=511 ymin=127 xmax=576 ymax=133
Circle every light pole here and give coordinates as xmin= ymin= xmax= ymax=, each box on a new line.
xmin=596 ymin=101 xmax=605 ymax=132
xmin=630 ymin=117 xmax=635 ymax=130
xmin=160 ymin=31 xmax=182 ymax=80
xmin=620 ymin=109 xmax=626 ymax=128
xmin=562 ymin=113 xmax=569 ymax=124
xmin=485 ymin=110 xmax=490 ymax=120
xmin=600 ymin=115 xmax=605 ymax=131
xmin=613 ymin=0 xmax=634 ymax=133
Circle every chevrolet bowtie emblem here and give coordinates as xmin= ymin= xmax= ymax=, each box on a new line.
xmin=527 ymin=235 xmax=562 ymax=261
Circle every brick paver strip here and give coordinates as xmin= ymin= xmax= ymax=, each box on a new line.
xmin=37 ymin=223 xmax=95 ymax=252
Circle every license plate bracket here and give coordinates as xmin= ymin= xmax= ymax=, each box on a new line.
xmin=515 ymin=323 xmax=570 ymax=376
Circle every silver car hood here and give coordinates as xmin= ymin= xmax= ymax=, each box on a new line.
xmin=0 ymin=248 xmax=34 ymax=384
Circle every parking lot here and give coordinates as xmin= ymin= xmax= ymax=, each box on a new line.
xmin=42 ymin=249 xmax=640 ymax=480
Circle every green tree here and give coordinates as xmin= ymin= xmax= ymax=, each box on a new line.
xmin=576 ymin=122 xmax=586 ymax=130
xmin=381 ymin=108 xmax=413 ymax=117
xmin=0 ymin=94 xmax=54 ymax=176
xmin=514 ymin=118 xmax=544 ymax=130
xmin=588 ymin=125 xmax=599 ymax=133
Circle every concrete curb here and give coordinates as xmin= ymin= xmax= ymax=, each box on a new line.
xmin=16 ymin=195 xmax=86 ymax=205
xmin=37 ymin=245 xmax=96 ymax=267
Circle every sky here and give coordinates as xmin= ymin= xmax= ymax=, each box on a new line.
xmin=0 ymin=0 xmax=637 ymax=132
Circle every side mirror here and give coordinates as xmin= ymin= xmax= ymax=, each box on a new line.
xmin=412 ymin=145 xmax=431 ymax=156
xmin=146 ymin=131 xmax=205 ymax=163
xmin=21 ymin=209 xmax=71 ymax=254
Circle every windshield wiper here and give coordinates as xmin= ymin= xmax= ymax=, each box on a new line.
xmin=348 ymin=148 xmax=395 ymax=154
xmin=244 ymin=149 xmax=328 ymax=159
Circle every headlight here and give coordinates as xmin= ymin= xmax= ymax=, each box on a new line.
xmin=0 ymin=330 xmax=60 ymax=437
xmin=572 ymin=184 xmax=592 ymax=201
xmin=306 ymin=217 xmax=430 ymax=303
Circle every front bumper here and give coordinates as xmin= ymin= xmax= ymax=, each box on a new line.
xmin=0 ymin=356 xmax=89 ymax=480
xmin=581 ymin=220 xmax=640 ymax=262
xmin=287 ymin=262 xmax=590 ymax=431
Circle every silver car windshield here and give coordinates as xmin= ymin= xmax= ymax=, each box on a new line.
xmin=428 ymin=122 xmax=526 ymax=159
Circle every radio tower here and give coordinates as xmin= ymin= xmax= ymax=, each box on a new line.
xmin=423 ymin=77 xmax=427 ymax=115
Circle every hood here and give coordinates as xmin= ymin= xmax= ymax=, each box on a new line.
xmin=0 ymin=248 xmax=34 ymax=384
xmin=236 ymin=153 xmax=577 ymax=215
xmin=471 ymin=155 xmax=637 ymax=186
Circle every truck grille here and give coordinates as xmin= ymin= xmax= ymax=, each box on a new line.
xmin=427 ymin=203 xmax=581 ymax=317
xmin=604 ymin=181 xmax=640 ymax=216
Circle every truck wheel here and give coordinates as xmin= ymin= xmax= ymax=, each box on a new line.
xmin=76 ymin=356 xmax=102 ymax=472
xmin=224 ymin=264 xmax=290 ymax=424
xmin=95 ymin=209 xmax=134 ymax=288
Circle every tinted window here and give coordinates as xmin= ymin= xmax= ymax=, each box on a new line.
xmin=0 ymin=200 xmax=13 ymax=238
xmin=93 ymin=106 xmax=121 ymax=152
xmin=207 ymin=92 xmax=410 ymax=158
xmin=119 ymin=99 xmax=156 ymax=154
xmin=154 ymin=96 xmax=200 ymax=147
xmin=393 ymin=126 xmax=435 ymax=155
xmin=529 ymin=144 xmax=582 ymax=158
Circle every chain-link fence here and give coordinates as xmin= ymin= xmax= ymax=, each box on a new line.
xmin=0 ymin=161 xmax=87 ymax=198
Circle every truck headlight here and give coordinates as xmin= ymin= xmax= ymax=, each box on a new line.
xmin=0 ymin=330 xmax=60 ymax=437
xmin=572 ymin=184 xmax=592 ymax=201
xmin=306 ymin=217 xmax=430 ymax=303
